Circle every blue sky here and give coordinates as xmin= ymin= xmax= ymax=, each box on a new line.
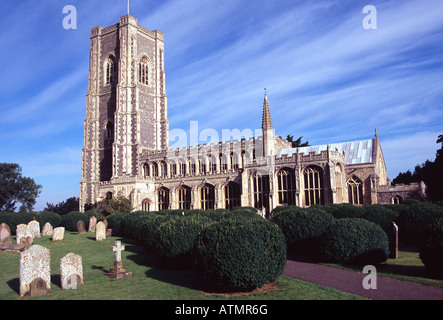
xmin=0 ymin=0 xmax=442 ymax=211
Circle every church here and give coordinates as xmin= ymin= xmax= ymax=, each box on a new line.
xmin=79 ymin=14 xmax=426 ymax=214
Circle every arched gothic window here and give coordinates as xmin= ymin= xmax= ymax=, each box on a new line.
xmin=201 ymin=184 xmax=215 ymax=210
xmin=252 ymin=172 xmax=270 ymax=211
xmin=139 ymin=56 xmax=149 ymax=85
xmin=224 ymin=182 xmax=241 ymax=210
xmin=219 ymin=153 xmax=228 ymax=172
xmin=392 ymin=195 xmax=403 ymax=204
xmin=105 ymin=121 xmax=114 ymax=139
xmin=142 ymin=198 xmax=152 ymax=211
xmin=347 ymin=176 xmax=363 ymax=205
xmin=160 ymin=161 xmax=167 ymax=178
xmin=178 ymin=185 xmax=192 ymax=210
xmin=152 ymin=162 xmax=158 ymax=177
xmin=303 ymin=166 xmax=324 ymax=206
xmin=105 ymin=56 xmax=115 ymax=85
xmin=277 ymin=168 xmax=296 ymax=205
xmin=158 ymin=187 xmax=169 ymax=211
xmin=230 ymin=152 xmax=238 ymax=170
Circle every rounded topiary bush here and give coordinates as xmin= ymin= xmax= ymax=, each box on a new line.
xmin=320 ymin=218 xmax=389 ymax=265
xmin=36 ymin=211 xmax=63 ymax=229
xmin=140 ymin=214 xmax=171 ymax=254
xmin=326 ymin=204 xmax=365 ymax=219
xmin=107 ymin=211 xmax=130 ymax=236
xmin=396 ymin=202 xmax=443 ymax=245
xmin=121 ymin=211 xmax=150 ymax=239
xmin=419 ymin=219 xmax=443 ymax=279
xmin=62 ymin=211 xmax=88 ymax=231
xmin=271 ymin=206 xmax=334 ymax=255
xmin=194 ymin=219 xmax=286 ymax=292
xmin=154 ymin=215 xmax=215 ymax=267
xmin=362 ymin=205 xmax=399 ymax=234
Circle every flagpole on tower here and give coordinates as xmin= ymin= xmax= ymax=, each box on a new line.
xmin=127 ymin=0 xmax=130 ymax=15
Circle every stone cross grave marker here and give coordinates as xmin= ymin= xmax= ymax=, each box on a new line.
xmin=0 ymin=223 xmax=12 ymax=244
xmin=60 ymin=252 xmax=84 ymax=290
xmin=95 ymin=221 xmax=106 ymax=241
xmin=28 ymin=220 xmax=41 ymax=239
xmin=19 ymin=245 xmax=51 ymax=296
xmin=42 ymin=222 xmax=53 ymax=237
xmin=77 ymin=220 xmax=86 ymax=234
xmin=88 ymin=216 xmax=97 ymax=232
xmin=16 ymin=224 xmax=33 ymax=247
xmin=52 ymin=227 xmax=65 ymax=241
xmin=106 ymin=240 xmax=132 ymax=279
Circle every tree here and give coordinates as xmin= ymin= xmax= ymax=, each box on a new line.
xmin=98 ymin=192 xmax=133 ymax=216
xmin=286 ymin=135 xmax=310 ymax=148
xmin=44 ymin=196 xmax=79 ymax=215
xmin=393 ymin=134 xmax=443 ymax=202
xmin=0 ymin=163 xmax=42 ymax=212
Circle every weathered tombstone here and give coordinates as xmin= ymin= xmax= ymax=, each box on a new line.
xmin=19 ymin=245 xmax=50 ymax=296
xmin=16 ymin=224 xmax=33 ymax=247
xmin=106 ymin=240 xmax=132 ymax=279
xmin=77 ymin=220 xmax=86 ymax=234
xmin=52 ymin=227 xmax=65 ymax=241
xmin=95 ymin=221 xmax=106 ymax=241
xmin=389 ymin=222 xmax=399 ymax=259
xmin=106 ymin=229 xmax=113 ymax=237
xmin=28 ymin=220 xmax=41 ymax=239
xmin=88 ymin=216 xmax=97 ymax=232
xmin=60 ymin=253 xmax=84 ymax=290
xmin=0 ymin=223 xmax=12 ymax=244
xmin=42 ymin=222 xmax=53 ymax=237
xmin=103 ymin=219 xmax=108 ymax=229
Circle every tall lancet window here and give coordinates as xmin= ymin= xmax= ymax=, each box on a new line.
xmin=139 ymin=56 xmax=149 ymax=85
xmin=105 ymin=56 xmax=115 ymax=85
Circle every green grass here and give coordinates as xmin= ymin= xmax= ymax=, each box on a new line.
xmin=0 ymin=232 xmax=364 ymax=300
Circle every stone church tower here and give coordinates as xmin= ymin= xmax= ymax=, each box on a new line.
xmin=80 ymin=15 xmax=168 ymax=210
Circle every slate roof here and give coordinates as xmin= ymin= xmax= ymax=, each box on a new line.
xmin=278 ymin=139 xmax=374 ymax=165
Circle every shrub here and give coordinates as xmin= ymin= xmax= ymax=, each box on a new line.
xmin=154 ymin=215 xmax=215 ymax=267
xmin=36 ymin=211 xmax=62 ymax=229
xmin=396 ymin=202 xmax=443 ymax=245
xmin=62 ymin=211 xmax=88 ymax=231
xmin=361 ymin=205 xmax=399 ymax=234
xmin=325 ymin=204 xmax=365 ymax=219
xmin=121 ymin=211 xmax=150 ymax=240
xmin=0 ymin=212 xmax=35 ymax=235
xmin=419 ymin=219 xmax=443 ymax=279
xmin=107 ymin=211 xmax=130 ymax=235
xmin=320 ymin=218 xmax=389 ymax=265
xmin=140 ymin=214 xmax=171 ymax=254
xmin=271 ymin=206 xmax=334 ymax=255
xmin=194 ymin=219 xmax=286 ymax=292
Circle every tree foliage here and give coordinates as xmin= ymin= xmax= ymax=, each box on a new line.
xmin=0 ymin=163 xmax=42 ymax=212
xmin=286 ymin=134 xmax=310 ymax=148
xmin=98 ymin=192 xmax=133 ymax=216
xmin=393 ymin=134 xmax=443 ymax=201
xmin=44 ymin=196 xmax=79 ymax=215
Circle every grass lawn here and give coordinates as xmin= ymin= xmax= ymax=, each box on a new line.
xmin=0 ymin=232 xmax=364 ymax=300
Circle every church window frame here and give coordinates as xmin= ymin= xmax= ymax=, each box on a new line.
xmin=138 ymin=56 xmax=149 ymax=85
xmin=142 ymin=198 xmax=152 ymax=212
xmin=200 ymin=183 xmax=215 ymax=210
xmin=104 ymin=55 xmax=116 ymax=86
xmin=303 ymin=166 xmax=325 ymax=206
xmin=277 ymin=167 xmax=296 ymax=206
xmin=252 ymin=172 xmax=270 ymax=211
xmin=224 ymin=181 xmax=241 ymax=210
xmin=347 ymin=175 xmax=364 ymax=205
xmin=158 ymin=187 xmax=170 ymax=211
xmin=178 ymin=185 xmax=192 ymax=210
xmin=219 ymin=153 xmax=228 ymax=172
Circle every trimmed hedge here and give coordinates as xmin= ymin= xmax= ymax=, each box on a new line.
xmin=0 ymin=211 xmax=35 ymax=235
xmin=36 ymin=211 xmax=62 ymax=230
xmin=320 ymin=218 xmax=389 ymax=265
xmin=419 ymin=219 xmax=443 ymax=278
xmin=194 ymin=218 xmax=286 ymax=292
xmin=361 ymin=205 xmax=399 ymax=234
xmin=270 ymin=206 xmax=334 ymax=255
xmin=62 ymin=211 xmax=89 ymax=231
xmin=153 ymin=215 xmax=215 ymax=266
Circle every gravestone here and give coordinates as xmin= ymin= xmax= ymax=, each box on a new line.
xmin=42 ymin=222 xmax=53 ymax=237
xmin=77 ymin=220 xmax=86 ymax=234
xmin=19 ymin=245 xmax=51 ymax=296
xmin=52 ymin=227 xmax=65 ymax=241
xmin=88 ymin=216 xmax=97 ymax=232
xmin=106 ymin=240 xmax=132 ymax=279
xmin=28 ymin=220 xmax=41 ymax=239
xmin=16 ymin=224 xmax=33 ymax=247
xmin=0 ymin=223 xmax=12 ymax=244
xmin=389 ymin=222 xmax=399 ymax=259
xmin=95 ymin=221 xmax=106 ymax=241
xmin=60 ymin=252 xmax=84 ymax=290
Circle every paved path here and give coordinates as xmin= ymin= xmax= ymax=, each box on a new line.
xmin=284 ymin=259 xmax=443 ymax=300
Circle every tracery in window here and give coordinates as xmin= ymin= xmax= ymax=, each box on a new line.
xmin=105 ymin=56 xmax=115 ymax=85
xmin=139 ymin=56 xmax=149 ymax=85
xmin=303 ymin=166 xmax=324 ymax=206
xmin=224 ymin=182 xmax=241 ymax=210
xmin=347 ymin=175 xmax=363 ymax=205
xmin=277 ymin=168 xmax=296 ymax=206
xmin=201 ymin=183 xmax=215 ymax=210
xmin=178 ymin=185 xmax=192 ymax=210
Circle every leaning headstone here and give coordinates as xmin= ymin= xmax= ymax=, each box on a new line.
xmin=28 ymin=220 xmax=41 ymax=239
xmin=106 ymin=240 xmax=132 ymax=279
xmin=16 ymin=224 xmax=33 ymax=247
xmin=88 ymin=216 xmax=97 ymax=232
xmin=52 ymin=227 xmax=65 ymax=241
xmin=77 ymin=220 xmax=86 ymax=234
xmin=0 ymin=223 xmax=12 ymax=244
xmin=19 ymin=245 xmax=50 ymax=296
xmin=60 ymin=253 xmax=84 ymax=290
xmin=42 ymin=222 xmax=53 ymax=237
xmin=95 ymin=221 xmax=106 ymax=241
xmin=106 ymin=229 xmax=113 ymax=237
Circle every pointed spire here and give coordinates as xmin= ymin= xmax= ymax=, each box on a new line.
xmin=262 ymin=89 xmax=273 ymax=130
